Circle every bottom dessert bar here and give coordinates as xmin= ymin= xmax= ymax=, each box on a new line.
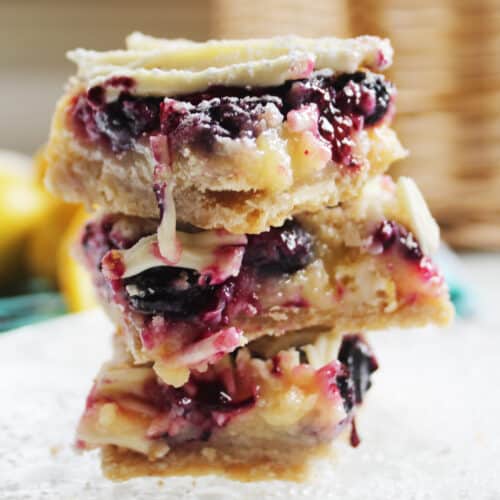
xmin=77 ymin=329 xmax=378 ymax=481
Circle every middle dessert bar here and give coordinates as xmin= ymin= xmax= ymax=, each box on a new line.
xmin=79 ymin=175 xmax=452 ymax=386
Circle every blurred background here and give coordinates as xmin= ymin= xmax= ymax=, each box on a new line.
xmin=0 ymin=0 xmax=498 ymax=329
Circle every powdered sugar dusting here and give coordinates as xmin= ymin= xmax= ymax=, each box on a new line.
xmin=1 ymin=260 xmax=498 ymax=499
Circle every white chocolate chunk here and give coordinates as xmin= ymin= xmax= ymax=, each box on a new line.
xmin=118 ymin=230 xmax=247 ymax=281
xmin=153 ymin=361 xmax=191 ymax=389
xmin=78 ymin=402 xmax=169 ymax=458
xmin=126 ymin=32 xmax=195 ymax=51
xmin=153 ymin=328 xmax=246 ymax=387
xmin=71 ymin=35 xmax=391 ymax=74
xmin=303 ymin=333 xmax=342 ymax=370
xmin=118 ymin=234 xmax=161 ymax=278
xmin=84 ymin=54 xmax=315 ymax=100
xmin=156 ymin=175 xmax=180 ymax=264
xmin=68 ymin=34 xmax=392 ymax=97
xmin=260 ymin=387 xmax=317 ymax=426
xmin=396 ymin=176 xmax=440 ymax=255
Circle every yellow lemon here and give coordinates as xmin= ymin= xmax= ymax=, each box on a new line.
xmin=25 ymin=147 xmax=79 ymax=284
xmin=57 ymin=207 xmax=98 ymax=312
xmin=0 ymin=151 xmax=51 ymax=289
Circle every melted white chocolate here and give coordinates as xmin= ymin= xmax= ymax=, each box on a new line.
xmin=68 ymin=34 xmax=393 ymax=97
xmin=118 ymin=230 xmax=247 ymax=282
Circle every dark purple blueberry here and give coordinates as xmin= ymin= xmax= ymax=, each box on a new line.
xmin=93 ymin=100 xmax=137 ymax=152
xmin=80 ymin=216 xmax=117 ymax=273
xmin=196 ymin=381 xmax=233 ymax=409
xmin=398 ymin=230 xmax=424 ymax=261
xmin=332 ymin=71 xmax=392 ymax=125
xmin=208 ymin=96 xmax=275 ymax=138
xmin=161 ymin=95 xmax=282 ymax=154
xmin=193 ymin=380 xmax=255 ymax=412
xmin=286 ymin=78 xmax=330 ymax=110
xmin=87 ymin=86 xmax=105 ymax=106
xmin=361 ymin=74 xmax=393 ymax=125
xmin=72 ymin=91 xmax=162 ymax=152
xmin=243 ymin=220 xmax=314 ymax=275
xmin=142 ymin=369 xmax=257 ymax=443
xmin=121 ymin=98 xmax=162 ymax=137
xmin=285 ymin=72 xmax=393 ymax=165
xmin=123 ymin=266 xmax=220 ymax=317
xmin=338 ymin=334 xmax=378 ymax=405
xmin=373 ymin=220 xmax=424 ymax=262
xmin=373 ymin=220 xmax=397 ymax=250
xmin=123 ymin=266 xmax=221 ymax=318
xmin=335 ymin=365 xmax=356 ymax=414
xmin=123 ymin=265 xmax=256 ymax=323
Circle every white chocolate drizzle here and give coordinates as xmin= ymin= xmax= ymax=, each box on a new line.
xmin=67 ymin=34 xmax=393 ymax=98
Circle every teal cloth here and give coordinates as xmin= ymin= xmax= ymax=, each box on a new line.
xmin=434 ymin=244 xmax=475 ymax=318
xmin=0 ymin=292 xmax=66 ymax=331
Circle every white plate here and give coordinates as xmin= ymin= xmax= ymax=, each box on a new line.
xmin=0 ymin=310 xmax=499 ymax=499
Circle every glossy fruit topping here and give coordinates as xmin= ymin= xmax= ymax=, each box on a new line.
xmin=72 ymin=71 xmax=393 ymax=167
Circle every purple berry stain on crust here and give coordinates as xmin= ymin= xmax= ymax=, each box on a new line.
xmin=71 ymin=71 xmax=393 ymax=165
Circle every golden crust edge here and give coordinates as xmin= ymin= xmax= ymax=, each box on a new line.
xmin=101 ymin=442 xmax=332 ymax=482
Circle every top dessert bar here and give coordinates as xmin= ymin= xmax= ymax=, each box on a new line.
xmin=45 ymin=33 xmax=405 ymax=233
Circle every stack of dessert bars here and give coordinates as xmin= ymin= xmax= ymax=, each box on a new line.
xmin=44 ymin=33 xmax=453 ymax=480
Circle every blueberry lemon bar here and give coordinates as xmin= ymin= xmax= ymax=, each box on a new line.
xmin=79 ymin=175 xmax=452 ymax=387
xmin=45 ymin=33 xmax=405 ymax=233
xmin=43 ymin=34 xmax=452 ymax=481
xmin=77 ymin=329 xmax=378 ymax=480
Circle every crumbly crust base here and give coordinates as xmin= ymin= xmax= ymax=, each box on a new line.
xmin=101 ymin=441 xmax=331 ymax=482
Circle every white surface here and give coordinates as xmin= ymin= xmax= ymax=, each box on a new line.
xmin=1 ymin=255 xmax=500 ymax=499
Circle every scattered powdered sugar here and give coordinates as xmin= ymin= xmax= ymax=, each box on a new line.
xmin=0 ymin=307 xmax=499 ymax=499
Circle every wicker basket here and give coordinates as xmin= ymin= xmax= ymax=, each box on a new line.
xmin=214 ymin=0 xmax=500 ymax=249
xmin=348 ymin=0 xmax=500 ymax=249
